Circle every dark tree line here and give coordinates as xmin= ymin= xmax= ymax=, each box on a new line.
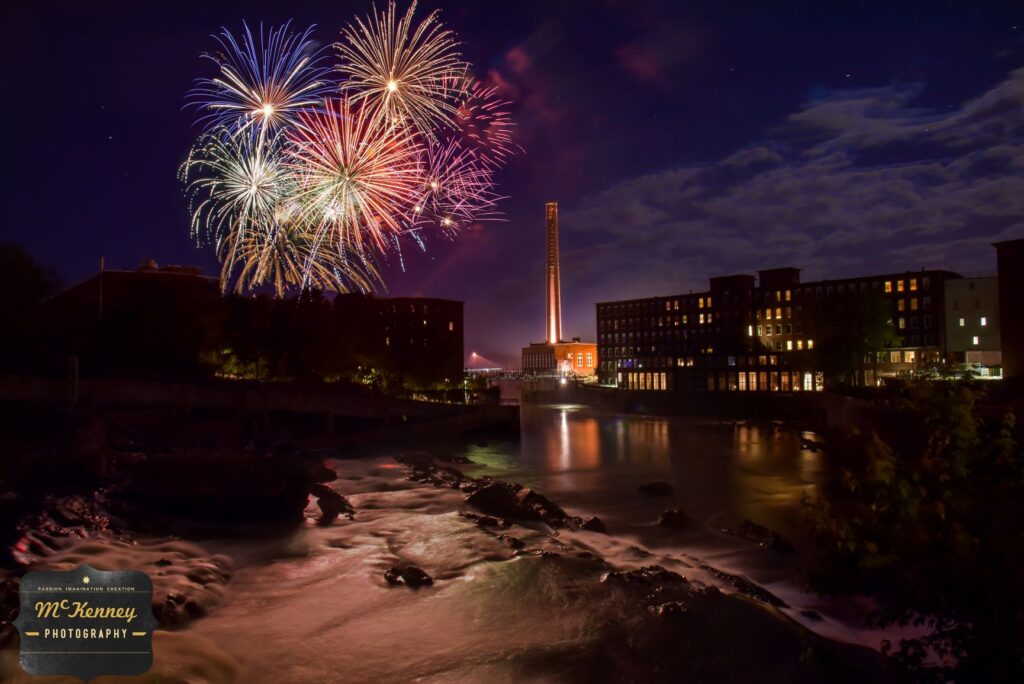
xmin=803 ymin=381 xmax=1023 ymax=680
xmin=0 ymin=245 xmax=456 ymax=391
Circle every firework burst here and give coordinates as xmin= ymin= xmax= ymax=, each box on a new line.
xmin=285 ymin=97 xmax=423 ymax=253
xmin=181 ymin=128 xmax=290 ymax=246
xmin=336 ymin=1 xmax=466 ymax=133
xmin=189 ymin=21 xmax=332 ymax=138
xmin=184 ymin=7 xmax=518 ymax=297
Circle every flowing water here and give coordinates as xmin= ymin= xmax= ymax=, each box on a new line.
xmin=183 ymin=405 xmax=891 ymax=682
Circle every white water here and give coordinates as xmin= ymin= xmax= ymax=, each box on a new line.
xmin=175 ymin=406 xmax=897 ymax=681
xmin=1 ymin=406 xmax=899 ymax=683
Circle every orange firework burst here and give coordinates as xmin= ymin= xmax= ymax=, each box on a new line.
xmin=285 ymin=97 xmax=424 ymax=253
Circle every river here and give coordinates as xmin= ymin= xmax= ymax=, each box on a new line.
xmin=181 ymin=405 xmax=889 ymax=682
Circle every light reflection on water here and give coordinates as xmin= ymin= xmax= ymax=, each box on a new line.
xmin=466 ymin=405 xmax=822 ymax=544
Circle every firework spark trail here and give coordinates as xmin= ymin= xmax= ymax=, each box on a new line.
xmin=336 ymin=1 xmax=466 ymax=134
xmin=452 ymin=76 xmax=522 ymax=170
xmin=414 ymin=137 xmax=501 ymax=233
xmin=222 ymin=222 xmax=380 ymax=297
xmin=189 ymin=21 xmax=333 ymax=138
xmin=285 ymin=96 xmax=423 ymax=254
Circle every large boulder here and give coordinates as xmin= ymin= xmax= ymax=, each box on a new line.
xmin=309 ymin=483 xmax=354 ymax=526
xmin=113 ymin=451 xmax=334 ymax=529
xmin=465 ymin=482 xmax=573 ymax=528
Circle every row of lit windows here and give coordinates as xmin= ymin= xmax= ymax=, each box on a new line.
xmin=957 ymin=316 xmax=988 ymax=327
xmin=613 ymin=370 xmax=825 ymax=393
xmin=619 ymin=371 xmax=670 ymax=391
xmin=884 ymin=278 xmax=923 ymax=293
xmin=564 ymin=352 xmax=595 ymax=368
xmin=660 ymin=297 xmax=713 ymax=312
xmin=600 ymin=313 xmax=716 ymax=331
xmin=600 ymin=297 xmax=715 ymax=318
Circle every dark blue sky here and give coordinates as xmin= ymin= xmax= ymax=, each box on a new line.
xmin=3 ymin=1 xmax=1023 ymax=365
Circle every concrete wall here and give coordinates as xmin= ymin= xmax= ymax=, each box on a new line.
xmin=0 ymin=375 xmax=518 ymax=434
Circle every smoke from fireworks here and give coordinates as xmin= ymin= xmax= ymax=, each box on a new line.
xmin=185 ymin=5 xmax=519 ymax=296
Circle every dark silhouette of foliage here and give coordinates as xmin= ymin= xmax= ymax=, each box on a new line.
xmin=813 ymin=294 xmax=899 ymax=388
xmin=803 ymin=381 xmax=1023 ymax=680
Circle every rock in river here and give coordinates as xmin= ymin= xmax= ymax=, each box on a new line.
xmin=384 ymin=563 xmax=433 ymax=589
xmin=657 ymin=509 xmax=689 ymax=529
xmin=637 ymin=481 xmax=674 ymax=497
xmin=309 ymin=483 xmax=354 ymax=526
xmin=465 ymin=482 xmax=573 ymax=528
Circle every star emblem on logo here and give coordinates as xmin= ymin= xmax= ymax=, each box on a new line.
xmin=82 ymin=576 xmax=90 ymax=584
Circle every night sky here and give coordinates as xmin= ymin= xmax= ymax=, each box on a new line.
xmin=4 ymin=1 xmax=1023 ymax=366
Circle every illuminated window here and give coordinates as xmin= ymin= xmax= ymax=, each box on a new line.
xmin=898 ymin=299 xmax=905 ymax=311
xmin=959 ymin=317 xmax=965 ymax=327
xmin=785 ymin=290 xmax=792 ymax=301
xmin=885 ymin=281 xmax=892 ymax=293
xmin=586 ymin=352 xmax=593 ymax=367
xmin=905 ymin=350 xmax=916 ymax=363
xmin=707 ymin=297 xmax=713 ymax=307
xmin=577 ymin=352 xmax=584 ymax=367
xmin=899 ymin=317 xmax=906 ymax=329
xmin=747 ymin=325 xmax=754 ymax=337
xmin=796 ymin=340 xmax=804 ymax=350
xmin=739 ymin=373 xmax=748 ymax=391
xmin=775 ymin=307 xmax=782 ymax=319
xmin=756 ymin=325 xmax=762 ymax=336
xmin=699 ymin=313 xmax=705 ymax=324
xmin=765 ymin=308 xmax=772 ymax=320
xmin=981 ymin=317 xmax=987 ymax=326
xmin=786 ymin=340 xmax=793 ymax=351
xmin=807 ymin=339 xmax=814 ymax=350
xmin=699 ymin=297 xmax=704 ymax=308
xmin=891 ymin=351 xmax=901 ymax=363
xmin=972 ymin=336 xmax=979 ymax=346
xmin=911 ymin=298 xmax=918 ymax=311
xmin=910 ymin=278 xmax=918 ymax=291
xmin=897 ymin=280 xmax=905 ymax=292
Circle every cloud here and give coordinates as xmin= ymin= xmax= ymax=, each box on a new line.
xmin=558 ymin=67 xmax=1024 ymax=310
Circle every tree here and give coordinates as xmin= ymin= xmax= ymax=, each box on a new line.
xmin=814 ymin=294 xmax=899 ymax=388
xmin=803 ymin=381 xmax=1023 ymax=680
xmin=0 ymin=243 xmax=61 ymax=372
